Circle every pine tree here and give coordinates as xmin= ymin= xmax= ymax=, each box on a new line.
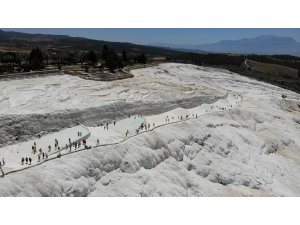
xmin=105 ymin=54 xmax=118 ymax=72
xmin=29 ymin=47 xmax=44 ymax=70
xmin=86 ymin=51 xmax=97 ymax=65
xmin=122 ymin=50 xmax=128 ymax=62
xmin=140 ymin=53 xmax=147 ymax=64
xmin=135 ymin=53 xmax=147 ymax=64
xmin=101 ymin=45 xmax=109 ymax=60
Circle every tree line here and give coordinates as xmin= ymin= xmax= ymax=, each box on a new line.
xmin=0 ymin=45 xmax=148 ymax=74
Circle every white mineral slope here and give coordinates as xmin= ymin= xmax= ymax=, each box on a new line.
xmin=0 ymin=63 xmax=299 ymax=196
xmin=0 ymin=64 xmax=223 ymax=115
xmin=0 ymin=125 xmax=89 ymax=172
xmin=0 ymin=64 xmax=222 ymax=146
xmin=0 ymin=91 xmax=240 ymax=174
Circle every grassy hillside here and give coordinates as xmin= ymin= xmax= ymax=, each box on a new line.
xmin=245 ymin=59 xmax=298 ymax=78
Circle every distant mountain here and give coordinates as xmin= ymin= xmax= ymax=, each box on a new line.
xmin=153 ymin=35 xmax=300 ymax=56
xmin=0 ymin=29 xmax=179 ymax=56
xmin=150 ymin=43 xmax=208 ymax=53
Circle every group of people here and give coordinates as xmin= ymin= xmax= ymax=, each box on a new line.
xmin=21 ymin=131 xmax=89 ymax=166
xmin=66 ymin=137 xmax=90 ymax=152
xmin=133 ymin=112 xmax=203 ymax=137
xmin=25 ymin=147 xmax=49 ymax=165
xmin=21 ymin=157 xmax=32 ymax=165
xmin=66 ymin=141 xmax=79 ymax=152
xmin=102 ymin=122 xmax=110 ymax=130
xmin=135 ymin=122 xmax=154 ymax=135
xmin=37 ymin=152 xmax=48 ymax=162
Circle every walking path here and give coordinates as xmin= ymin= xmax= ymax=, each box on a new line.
xmin=0 ymin=91 xmax=243 ymax=177
xmin=0 ymin=125 xmax=90 ymax=174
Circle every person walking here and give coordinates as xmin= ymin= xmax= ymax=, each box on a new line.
xmin=25 ymin=157 xmax=28 ymax=164
xmin=29 ymin=158 xmax=32 ymax=165
xmin=21 ymin=157 xmax=24 ymax=165
xmin=97 ymin=139 xmax=100 ymax=146
xmin=0 ymin=161 xmax=3 ymax=178
xmin=55 ymin=138 xmax=58 ymax=149
xmin=48 ymin=145 xmax=51 ymax=152
xmin=2 ymin=158 xmax=5 ymax=166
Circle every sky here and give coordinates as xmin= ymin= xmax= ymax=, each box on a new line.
xmin=2 ymin=28 xmax=300 ymax=45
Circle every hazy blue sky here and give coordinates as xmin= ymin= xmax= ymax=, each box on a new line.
xmin=2 ymin=28 xmax=300 ymax=45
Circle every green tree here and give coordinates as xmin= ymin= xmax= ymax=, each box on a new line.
xmin=135 ymin=53 xmax=147 ymax=64
xmin=29 ymin=47 xmax=44 ymax=70
xmin=105 ymin=54 xmax=118 ymax=72
xmin=122 ymin=50 xmax=128 ymax=62
xmin=101 ymin=45 xmax=109 ymax=60
xmin=140 ymin=53 xmax=147 ymax=64
xmin=104 ymin=48 xmax=123 ymax=72
xmin=86 ymin=51 xmax=97 ymax=65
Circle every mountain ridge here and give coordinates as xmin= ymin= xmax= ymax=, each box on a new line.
xmin=153 ymin=35 xmax=300 ymax=56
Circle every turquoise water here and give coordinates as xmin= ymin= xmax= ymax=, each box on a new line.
xmin=128 ymin=116 xmax=145 ymax=133
xmin=115 ymin=116 xmax=145 ymax=133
